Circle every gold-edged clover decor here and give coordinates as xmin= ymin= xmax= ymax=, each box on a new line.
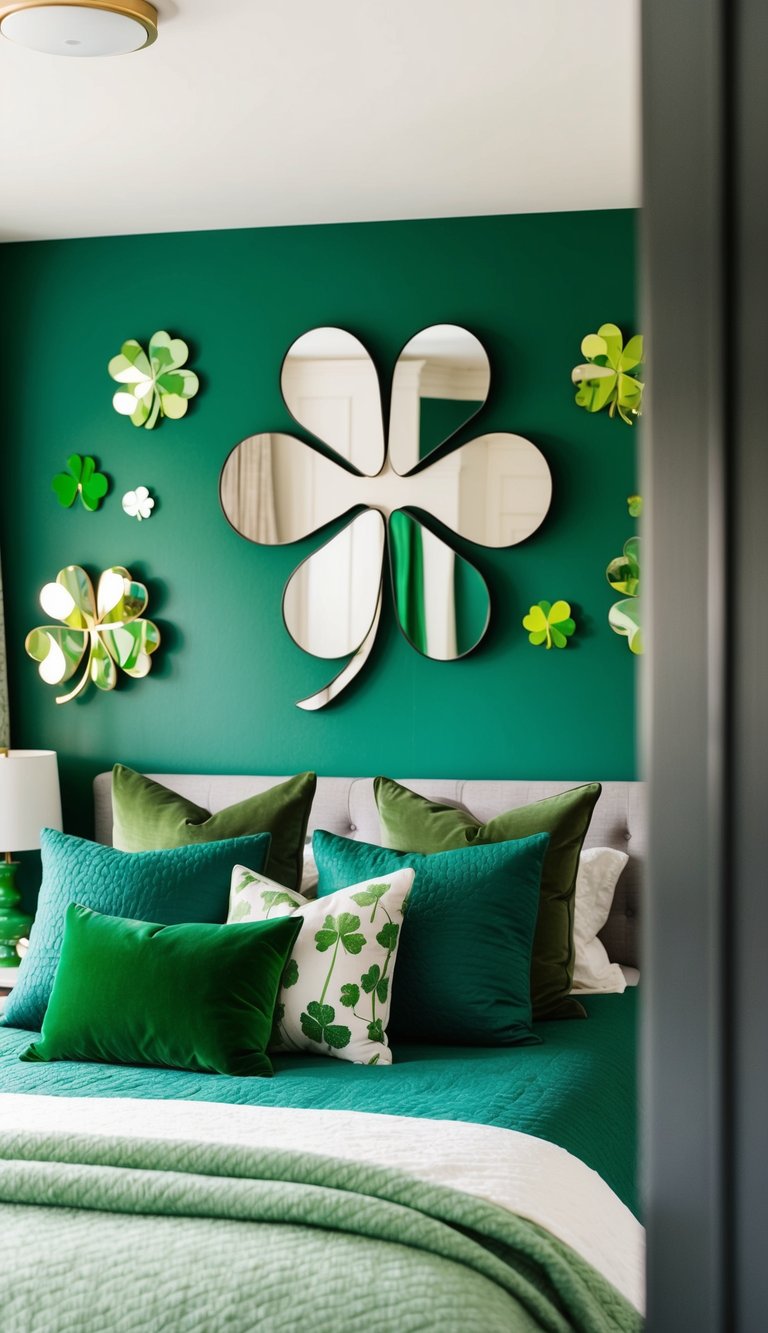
xmin=606 ymin=534 xmax=642 ymax=655
xmin=25 ymin=566 xmax=160 ymax=704
xmin=220 ymin=324 xmax=553 ymax=708
xmin=52 ymin=455 xmax=109 ymax=512
xmin=522 ymin=600 xmax=576 ymax=650
xmin=571 ymin=323 xmax=644 ymax=425
xmin=108 ymin=330 xmax=199 ymax=429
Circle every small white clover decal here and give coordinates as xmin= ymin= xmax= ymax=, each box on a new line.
xmin=220 ymin=325 xmax=552 ymax=707
xmin=122 ymin=485 xmax=155 ymax=521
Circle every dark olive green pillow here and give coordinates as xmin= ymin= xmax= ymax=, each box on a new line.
xmin=112 ymin=766 xmax=316 ymax=891
xmin=21 ymin=903 xmax=302 ymax=1077
xmin=373 ymin=777 xmax=602 ymax=1020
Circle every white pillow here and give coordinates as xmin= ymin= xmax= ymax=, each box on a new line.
xmin=227 ymin=864 xmax=413 ymax=1065
xmin=572 ymin=847 xmax=629 ymax=993
xmin=301 ymin=840 xmax=319 ymax=897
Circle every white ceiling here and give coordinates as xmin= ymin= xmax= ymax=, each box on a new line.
xmin=0 ymin=0 xmax=640 ymax=243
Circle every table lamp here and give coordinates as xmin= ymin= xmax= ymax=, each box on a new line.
xmin=0 ymin=749 xmax=62 ymax=966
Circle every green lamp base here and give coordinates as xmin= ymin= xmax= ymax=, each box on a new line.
xmin=0 ymin=860 xmax=32 ymax=967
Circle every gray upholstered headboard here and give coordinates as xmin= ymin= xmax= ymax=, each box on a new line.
xmin=93 ymin=774 xmax=643 ymax=968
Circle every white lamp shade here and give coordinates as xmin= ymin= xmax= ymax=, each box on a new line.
xmin=0 ymin=749 xmax=62 ymax=852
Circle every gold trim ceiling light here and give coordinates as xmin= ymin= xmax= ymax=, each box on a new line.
xmin=0 ymin=1 xmax=157 ymax=56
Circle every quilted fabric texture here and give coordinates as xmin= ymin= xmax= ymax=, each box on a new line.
xmin=3 ymin=828 xmax=272 ymax=1032
xmin=313 ymin=830 xmax=549 ymax=1046
xmin=0 ymin=989 xmax=639 ymax=1214
xmin=0 ymin=1133 xmax=642 ymax=1333
xmin=227 ymin=864 xmax=413 ymax=1065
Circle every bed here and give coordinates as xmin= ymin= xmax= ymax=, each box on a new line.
xmin=0 ymin=776 xmax=644 ymax=1332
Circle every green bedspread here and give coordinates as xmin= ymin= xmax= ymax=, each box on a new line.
xmin=0 ymin=1129 xmax=641 ymax=1333
xmin=0 ymin=990 xmax=638 ymax=1215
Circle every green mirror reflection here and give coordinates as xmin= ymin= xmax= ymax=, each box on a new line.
xmin=388 ymin=510 xmax=489 ymax=660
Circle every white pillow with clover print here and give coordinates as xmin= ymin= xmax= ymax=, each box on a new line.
xmin=227 ymin=863 xmax=414 ymax=1065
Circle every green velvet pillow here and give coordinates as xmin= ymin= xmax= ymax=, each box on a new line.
xmin=373 ymin=777 xmax=602 ymax=1020
xmin=313 ymin=829 xmax=550 ymax=1046
xmin=112 ymin=766 xmax=316 ymax=891
xmin=21 ymin=904 xmax=302 ymax=1077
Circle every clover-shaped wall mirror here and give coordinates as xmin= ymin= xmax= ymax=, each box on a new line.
xmin=220 ymin=325 xmax=552 ymax=707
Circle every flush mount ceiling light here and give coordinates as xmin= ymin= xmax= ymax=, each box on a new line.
xmin=0 ymin=1 xmax=157 ymax=56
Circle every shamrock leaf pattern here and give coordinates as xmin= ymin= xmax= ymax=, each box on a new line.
xmin=572 ymin=323 xmax=644 ymax=425
xmin=108 ymin=330 xmax=199 ymax=429
xmin=52 ymin=455 xmax=109 ymax=512
xmin=522 ymin=599 xmax=576 ymax=649
xmin=25 ymin=565 xmax=160 ymax=705
xmin=225 ymin=864 xmax=413 ymax=1065
xmin=220 ymin=326 xmax=552 ymax=707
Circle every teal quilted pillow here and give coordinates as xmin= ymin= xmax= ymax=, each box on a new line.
xmin=313 ymin=830 xmax=550 ymax=1046
xmin=3 ymin=828 xmax=272 ymax=1032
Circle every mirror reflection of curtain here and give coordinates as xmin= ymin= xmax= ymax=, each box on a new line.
xmin=0 ymin=554 xmax=10 ymax=747
xmin=220 ymin=435 xmax=277 ymax=544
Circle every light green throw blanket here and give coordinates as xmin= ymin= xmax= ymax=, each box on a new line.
xmin=0 ymin=1130 xmax=641 ymax=1332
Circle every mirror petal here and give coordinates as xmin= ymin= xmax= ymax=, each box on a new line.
xmin=100 ymin=620 xmax=160 ymax=676
xmin=25 ymin=627 xmax=87 ymax=684
xmin=220 ymin=432 xmax=364 ymax=545
xmin=414 ymin=432 xmax=552 ymax=548
xmin=149 ymin=331 xmax=189 ymax=375
xmin=108 ymin=341 xmax=152 ymax=384
xmin=280 ymin=328 xmax=385 ymax=477
xmin=388 ymin=510 xmax=489 ymax=660
xmin=40 ymin=567 xmax=95 ymax=629
xmin=389 ymin=325 xmax=491 ymax=475
xmin=283 ymin=509 xmax=385 ymax=659
xmin=296 ymin=583 xmax=383 ymax=711
xmin=89 ymin=636 xmax=118 ymax=691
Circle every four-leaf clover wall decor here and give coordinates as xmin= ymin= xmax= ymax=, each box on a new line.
xmin=572 ymin=323 xmax=644 ymax=424
xmin=522 ymin=600 xmax=576 ymax=649
xmin=52 ymin=455 xmax=109 ymax=512
xmin=220 ymin=325 xmax=553 ymax=709
xmin=25 ymin=565 xmax=160 ymax=704
xmin=108 ymin=331 xmax=199 ymax=429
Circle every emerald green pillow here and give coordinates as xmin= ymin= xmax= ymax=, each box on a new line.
xmin=313 ymin=829 xmax=550 ymax=1046
xmin=3 ymin=829 xmax=272 ymax=1033
xmin=373 ymin=777 xmax=602 ymax=1020
xmin=21 ymin=904 xmax=302 ymax=1077
xmin=112 ymin=766 xmax=316 ymax=891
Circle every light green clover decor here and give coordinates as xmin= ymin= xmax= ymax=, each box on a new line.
xmin=52 ymin=455 xmax=109 ymax=512
xmin=627 ymin=494 xmax=643 ymax=518
xmin=571 ymin=323 xmax=644 ymax=425
xmin=522 ymin=600 xmax=576 ymax=649
xmin=25 ymin=565 xmax=160 ymax=704
xmin=606 ymin=536 xmax=642 ymax=654
xmin=108 ymin=331 xmax=199 ymax=429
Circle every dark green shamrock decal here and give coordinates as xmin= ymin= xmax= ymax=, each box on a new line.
xmin=300 ymin=1001 xmax=351 ymax=1050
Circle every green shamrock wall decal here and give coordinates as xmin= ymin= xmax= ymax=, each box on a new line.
xmin=522 ymin=600 xmax=576 ymax=649
xmin=571 ymin=323 xmax=644 ymax=425
xmin=607 ymin=535 xmax=643 ymax=654
xmin=108 ymin=330 xmax=199 ymax=429
xmin=25 ymin=565 xmax=160 ymax=704
xmin=52 ymin=455 xmax=109 ymax=512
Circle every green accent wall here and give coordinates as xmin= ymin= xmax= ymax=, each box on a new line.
xmin=0 ymin=210 xmax=638 ymax=864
